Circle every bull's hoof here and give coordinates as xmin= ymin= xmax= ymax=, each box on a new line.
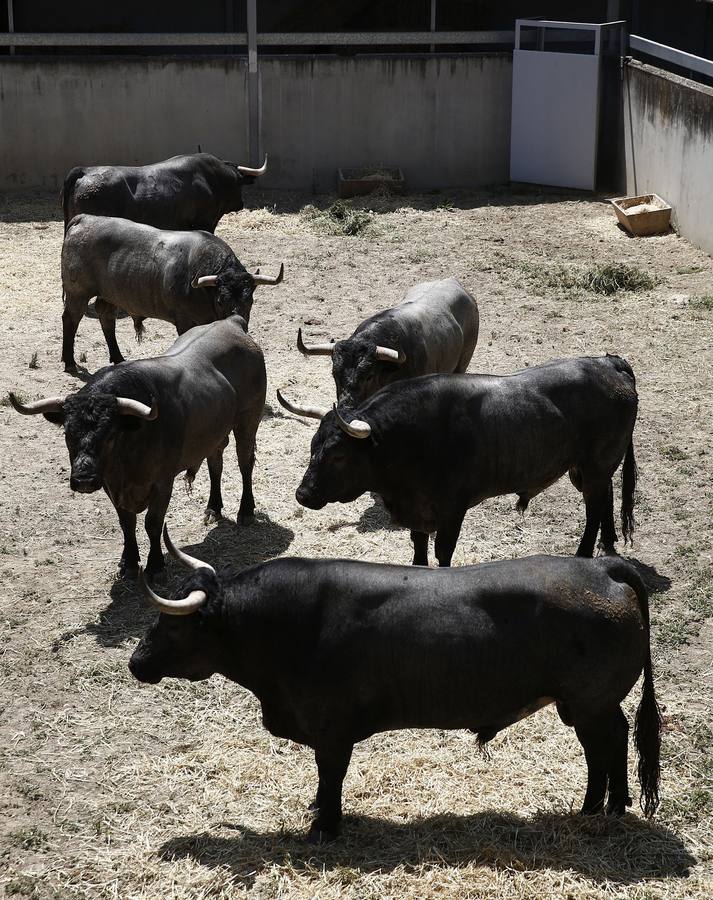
xmin=606 ymin=796 xmax=632 ymax=816
xmin=145 ymin=558 xmax=166 ymax=580
xmin=236 ymin=511 xmax=255 ymax=526
xmin=203 ymin=507 xmax=223 ymax=526
xmin=307 ymin=826 xmax=338 ymax=845
xmin=118 ymin=560 xmax=139 ymax=580
xmin=64 ymin=363 xmax=79 ymax=376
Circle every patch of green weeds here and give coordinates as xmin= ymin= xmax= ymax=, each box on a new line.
xmin=302 ymin=200 xmax=374 ymax=237
xmin=28 ymin=351 xmax=39 ymax=369
xmin=660 ymin=445 xmax=689 ymax=462
xmin=9 ymin=826 xmax=50 ymax=850
xmin=580 ymin=263 xmax=656 ymax=295
xmin=689 ymin=295 xmax=713 ymax=311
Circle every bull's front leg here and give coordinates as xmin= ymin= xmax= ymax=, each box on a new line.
xmin=410 ymin=530 xmax=429 ymax=566
xmin=434 ymin=510 xmax=467 ymax=567
xmin=144 ymin=483 xmax=174 ymax=576
xmin=204 ymin=442 xmax=228 ymax=525
xmin=117 ymin=507 xmax=139 ymax=578
xmin=308 ymin=742 xmax=353 ymax=843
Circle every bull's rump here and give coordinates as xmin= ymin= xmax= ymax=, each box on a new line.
xmin=252 ymin=555 xmax=646 ymax=740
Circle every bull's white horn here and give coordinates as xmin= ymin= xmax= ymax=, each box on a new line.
xmin=252 ymin=262 xmax=284 ymax=286
xmin=192 ymin=274 xmax=219 ymax=288
xmin=9 ymin=393 xmax=64 ymax=416
xmin=163 ymin=525 xmax=216 ymax=575
xmin=276 ymin=389 xmax=329 ymax=421
xmin=375 ymin=345 xmax=405 ymax=364
xmin=237 ymin=155 xmax=268 ymax=177
xmin=334 ymin=404 xmax=371 ymax=439
xmin=297 ymin=327 xmax=335 ymax=356
xmin=116 ymin=397 xmax=158 ymax=420
xmin=138 ymin=567 xmax=207 ymax=616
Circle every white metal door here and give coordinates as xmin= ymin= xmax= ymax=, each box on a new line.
xmin=510 ymin=20 xmax=612 ymax=191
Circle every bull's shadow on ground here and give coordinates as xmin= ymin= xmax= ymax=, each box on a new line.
xmin=89 ymin=513 xmax=294 ymax=648
xmin=159 ymin=809 xmax=694 ymax=889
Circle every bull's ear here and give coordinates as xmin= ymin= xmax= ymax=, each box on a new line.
xmin=43 ymin=410 xmax=65 ymax=426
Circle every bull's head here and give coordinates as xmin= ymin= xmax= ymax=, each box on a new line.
xmin=297 ymin=328 xmax=405 ymax=409
xmin=291 ymin=403 xmax=374 ymax=511
xmin=191 ymin=262 xmax=283 ymax=326
xmin=221 ymin=155 xmax=268 ymax=211
xmin=9 ymin=391 xmax=157 ymax=494
xmin=129 ymin=526 xmax=223 ymax=684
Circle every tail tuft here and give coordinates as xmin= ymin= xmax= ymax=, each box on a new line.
xmin=621 ymin=440 xmax=637 ymax=545
xmin=133 ymin=317 xmax=146 ymax=343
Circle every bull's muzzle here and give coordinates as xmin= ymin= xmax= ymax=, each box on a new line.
xmin=295 ymin=484 xmax=326 ymax=510
xmin=70 ymin=473 xmax=102 ymax=493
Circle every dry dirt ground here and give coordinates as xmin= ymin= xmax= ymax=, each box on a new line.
xmin=0 ymin=187 xmax=711 ymax=899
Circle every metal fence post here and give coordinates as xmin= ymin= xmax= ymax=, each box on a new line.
xmin=7 ymin=0 xmax=15 ymax=55
xmin=247 ymin=0 xmax=260 ymax=164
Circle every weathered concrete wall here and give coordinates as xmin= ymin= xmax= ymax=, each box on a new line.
xmin=0 ymin=58 xmax=250 ymax=190
xmin=259 ymin=54 xmax=513 ymax=191
xmin=0 ymin=53 xmax=512 ymax=191
xmin=624 ymin=59 xmax=713 ymax=256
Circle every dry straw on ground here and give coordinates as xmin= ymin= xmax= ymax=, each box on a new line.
xmin=0 ymin=187 xmax=711 ymax=898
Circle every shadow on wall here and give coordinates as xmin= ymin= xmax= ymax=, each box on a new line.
xmin=159 ymin=810 xmax=695 ymax=890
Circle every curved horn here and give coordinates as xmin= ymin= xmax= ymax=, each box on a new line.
xmin=138 ymin=566 xmax=207 ymax=616
xmin=116 ymin=398 xmax=158 ymax=420
xmin=276 ymin=389 xmax=329 ymax=421
xmin=333 ymin=404 xmax=371 ymax=439
xmin=191 ymin=274 xmax=219 ymax=289
xmin=375 ymin=346 xmax=406 ymax=364
xmin=237 ymin=155 xmax=268 ymax=177
xmin=162 ymin=525 xmax=216 ymax=575
xmin=252 ymin=263 xmax=284 ymax=287
xmin=9 ymin=392 xmax=64 ymax=416
xmin=297 ymin=327 xmax=335 ymax=356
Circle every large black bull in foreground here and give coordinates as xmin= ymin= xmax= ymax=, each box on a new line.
xmin=130 ymin=535 xmax=661 ymax=842
xmin=62 ymin=152 xmax=266 ymax=233
xmin=277 ymin=277 xmax=479 ymax=419
xmin=61 ymin=214 xmax=283 ymax=373
xmin=10 ymin=316 xmax=265 ymax=577
xmin=295 ymin=355 xmax=639 ymax=566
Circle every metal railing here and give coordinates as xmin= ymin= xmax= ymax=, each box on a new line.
xmin=629 ymin=34 xmax=713 ymax=81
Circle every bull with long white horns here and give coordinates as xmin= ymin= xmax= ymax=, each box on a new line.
xmin=277 ymin=277 xmax=479 ymax=419
xmin=11 ymin=314 xmax=266 ymax=578
xmin=61 ymin=213 xmax=283 ymax=372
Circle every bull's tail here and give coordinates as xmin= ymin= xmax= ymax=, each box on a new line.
xmin=603 ymin=560 xmax=661 ymax=816
xmin=630 ymin=572 xmax=661 ymax=818
xmin=621 ymin=439 xmax=637 ymax=545
xmin=62 ymin=167 xmax=84 ymax=233
xmin=133 ymin=317 xmax=146 ymax=343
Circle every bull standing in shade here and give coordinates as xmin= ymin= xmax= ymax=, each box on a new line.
xmin=130 ymin=529 xmax=661 ymax=843
xmin=10 ymin=316 xmax=265 ymax=577
xmin=277 ymin=277 xmax=479 ymax=418
xmin=61 ymin=213 xmax=283 ymax=373
xmin=62 ymin=152 xmax=267 ymax=233
xmin=294 ymin=355 xmax=638 ymax=566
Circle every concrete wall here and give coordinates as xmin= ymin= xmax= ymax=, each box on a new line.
xmin=624 ymin=59 xmax=713 ymax=256
xmin=0 ymin=53 xmax=512 ymax=192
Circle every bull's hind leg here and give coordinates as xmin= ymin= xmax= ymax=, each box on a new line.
xmin=61 ymin=292 xmax=91 ymax=373
xmin=95 ymin=297 xmax=125 ymax=365
xmin=233 ymin=416 xmax=259 ymax=524
xmin=605 ymin=707 xmax=632 ymax=815
xmin=411 ymin=530 xmax=429 ymax=566
xmin=574 ymin=716 xmax=609 ymax=815
xmin=309 ymin=742 xmax=353 ymax=843
xmin=576 ymin=485 xmax=607 ymax=558
xmin=204 ymin=440 xmax=228 ymax=525
xmin=598 ymin=480 xmax=618 ymax=555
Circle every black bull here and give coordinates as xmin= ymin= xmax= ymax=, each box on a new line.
xmin=281 ymin=277 xmax=480 ymax=415
xmin=10 ymin=316 xmax=266 ymax=576
xmin=130 ymin=542 xmax=661 ymax=842
xmin=62 ymin=152 xmax=266 ymax=233
xmin=61 ymin=213 xmax=283 ymax=373
xmin=295 ymin=355 xmax=639 ymax=566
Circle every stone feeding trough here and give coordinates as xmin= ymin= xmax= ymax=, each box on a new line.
xmin=338 ymin=166 xmax=405 ymax=199
xmin=609 ymin=193 xmax=672 ymax=236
